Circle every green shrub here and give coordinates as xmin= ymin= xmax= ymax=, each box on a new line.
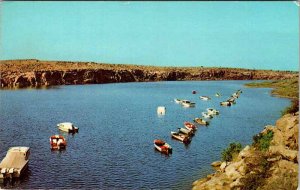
xmin=221 ymin=142 xmax=242 ymax=162
xmin=252 ymin=130 xmax=273 ymax=151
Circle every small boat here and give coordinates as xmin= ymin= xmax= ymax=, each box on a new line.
xmin=206 ymin=108 xmax=220 ymax=115
xmin=181 ymin=100 xmax=196 ymax=107
xmin=192 ymin=90 xmax=197 ymax=94
xmin=184 ymin=122 xmax=197 ymax=131
xmin=171 ymin=132 xmax=191 ymax=144
xmin=193 ymin=117 xmax=209 ymax=125
xmin=227 ymin=97 xmax=236 ymax=104
xmin=202 ymin=112 xmax=213 ymax=119
xmin=231 ymin=93 xmax=239 ymax=99
xmin=154 ymin=139 xmax=172 ymax=154
xmin=50 ymin=135 xmax=67 ymax=150
xmin=0 ymin=147 xmax=30 ymax=179
xmin=215 ymin=93 xmax=221 ymax=97
xmin=174 ymin=98 xmax=182 ymax=104
xmin=157 ymin=106 xmax=166 ymax=115
xmin=220 ymin=101 xmax=231 ymax=106
xmin=178 ymin=127 xmax=194 ymax=136
xmin=57 ymin=122 xmax=79 ymax=133
xmin=200 ymin=96 xmax=211 ymax=101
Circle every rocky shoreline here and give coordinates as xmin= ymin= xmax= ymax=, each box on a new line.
xmin=0 ymin=59 xmax=298 ymax=88
xmin=192 ymin=112 xmax=299 ymax=190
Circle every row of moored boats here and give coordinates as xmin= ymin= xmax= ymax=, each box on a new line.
xmin=154 ymin=89 xmax=243 ymax=155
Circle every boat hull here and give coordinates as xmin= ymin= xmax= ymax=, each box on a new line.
xmin=171 ymin=132 xmax=191 ymax=144
xmin=194 ymin=118 xmax=209 ymax=125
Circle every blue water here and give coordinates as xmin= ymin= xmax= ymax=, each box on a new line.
xmin=0 ymin=81 xmax=290 ymax=189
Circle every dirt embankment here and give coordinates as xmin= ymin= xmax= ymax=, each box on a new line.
xmin=0 ymin=59 xmax=298 ymax=88
xmin=192 ymin=112 xmax=299 ymax=190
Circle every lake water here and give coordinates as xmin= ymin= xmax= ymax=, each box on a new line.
xmin=0 ymin=81 xmax=290 ymax=189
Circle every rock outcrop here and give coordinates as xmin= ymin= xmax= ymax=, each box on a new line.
xmin=0 ymin=59 xmax=298 ymax=88
xmin=192 ymin=112 xmax=299 ymax=190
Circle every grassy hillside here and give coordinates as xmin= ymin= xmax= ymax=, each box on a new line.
xmin=245 ymin=78 xmax=299 ymax=114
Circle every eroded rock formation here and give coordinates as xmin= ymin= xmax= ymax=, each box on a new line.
xmin=0 ymin=59 xmax=298 ymax=88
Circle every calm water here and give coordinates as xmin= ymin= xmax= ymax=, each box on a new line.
xmin=0 ymin=81 xmax=290 ymax=189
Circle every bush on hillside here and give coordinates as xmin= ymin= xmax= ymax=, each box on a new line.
xmin=221 ymin=142 xmax=242 ymax=162
xmin=252 ymin=130 xmax=273 ymax=151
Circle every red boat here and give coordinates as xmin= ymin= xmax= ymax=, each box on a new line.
xmin=154 ymin=139 xmax=172 ymax=154
xmin=184 ymin=122 xmax=197 ymax=131
xmin=50 ymin=135 xmax=67 ymax=150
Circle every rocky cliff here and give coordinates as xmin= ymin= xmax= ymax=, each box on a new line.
xmin=0 ymin=59 xmax=298 ymax=88
xmin=192 ymin=112 xmax=299 ymax=190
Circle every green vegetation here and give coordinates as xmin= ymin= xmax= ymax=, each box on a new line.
xmin=245 ymin=78 xmax=299 ymax=115
xmin=221 ymin=142 xmax=242 ymax=162
xmin=245 ymin=78 xmax=298 ymax=98
xmin=252 ymin=130 xmax=274 ymax=151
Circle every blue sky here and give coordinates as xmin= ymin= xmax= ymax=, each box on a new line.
xmin=1 ymin=1 xmax=298 ymax=71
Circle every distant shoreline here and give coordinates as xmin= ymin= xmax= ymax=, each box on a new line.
xmin=0 ymin=59 xmax=298 ymax=89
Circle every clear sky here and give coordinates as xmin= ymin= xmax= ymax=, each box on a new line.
xmin=1 ymin=1 xmax=299 ymax=71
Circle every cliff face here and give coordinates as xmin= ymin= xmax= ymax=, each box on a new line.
xmin=0 ymin=60 xmax=298 ymax=88
xmin=192 ymin=112 xmax=299 ymax=190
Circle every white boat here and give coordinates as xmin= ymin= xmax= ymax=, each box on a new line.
xmin=0 ymin=147 xmax=30 ymax=179
xmin=194 ymin=118 xmax=209 ymax=125
xmin=181 ymin=100 xmax=196 ymax=107
xmin=202 ymin=112 xmax=213 ymax=119
xmin=220 ymin=101 xmax=231 ymax=106
xmin=200 ymin=96 xmax=211 ymax=101
xmin=178 ymin=127 xmax=194 ymax=136
xmin=57 ymin=122 xmax=79 ymax=133
xmin=215 ymin=93 xmax=221 ymax=97
xmin=206 ymin=108 xmax=220 ymax=115
xmin=231 ymin=93 xmax=239 ymax=99
xmin=174 ymin=98 xmax=182 ymax=104
xmin=154 ymin=139 xmax=172 ymax=154
xmin=171 ymin=132 xmax=191 ymax=144
xmin=227 ymin=97 xmax=236 ymax=104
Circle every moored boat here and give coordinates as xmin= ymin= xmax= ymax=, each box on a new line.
xmin=232 ymin=92 xmax=240 ymax=98
xmin=154 ymin=139 xmax=172 ymax=154
xmin=227 ymin=97 xmax=236 ymax=104
xmin=50 ymin=135 xmax=67 ymax=150
xmin=174 ymin=98 xmax=182 ymax=104
xmin=193 ymin=117 xmax=209 ymax=125
xmin=171 ymin=132 xmax=191 ymax=144
xmin=184 ymin=122 xmax=197 ymax=131
xmin=220 ymin=101 xmax=231 ymax=106
xmin=57 ymin=122 xmax=79 ymax=133
xmin=181 ymin=100 xmax=196 ymax=107
xmin=202 ymin=112 xmax=213 ymax=119
xmin=192 ymin=90 xmax=197 ymax=94
xmin=200 ymin=96 xmax=211 ymax=101
xmin=207 ymin=108 xmax=220 ymax=115
xmin=178 ymin=127 xmax=194 ymax=136
xmin=0 ymin=147 xmax=30 ymax=180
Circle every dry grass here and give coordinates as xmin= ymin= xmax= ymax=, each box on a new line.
xmin=0 ymin=59 xmax=297 ymax=75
